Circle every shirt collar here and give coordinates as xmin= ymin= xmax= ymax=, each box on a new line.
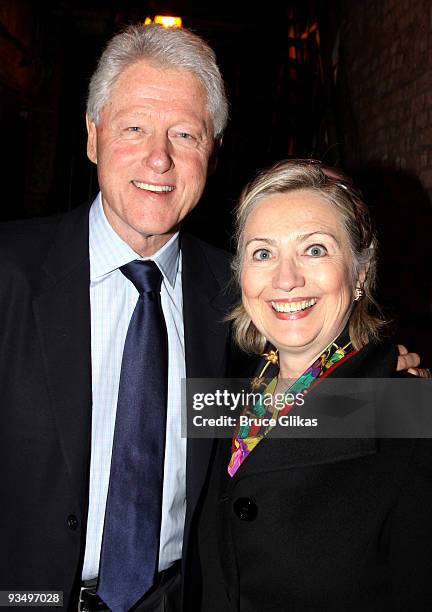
xmin=89 ymin=192 xmax=180 ymax=288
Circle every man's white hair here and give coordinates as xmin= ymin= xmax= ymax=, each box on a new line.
xmin=87 ymin=24 xmax=228 ymax=139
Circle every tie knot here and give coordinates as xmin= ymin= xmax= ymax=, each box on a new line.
xmin=120 ymin=260 xmax=163 ymax=294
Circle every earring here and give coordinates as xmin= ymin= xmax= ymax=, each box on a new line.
xmin=354 ymin=286 xmax=364 ymax=301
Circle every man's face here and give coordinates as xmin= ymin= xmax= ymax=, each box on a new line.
xmin=86 ymin=60 xmax=214 ymax=255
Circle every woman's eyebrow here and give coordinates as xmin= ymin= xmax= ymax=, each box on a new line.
xmin=297 ymin=230 xmax=340 ymax=245
xmin=244 ymin=237 xmax=277 ymax=248
xmin=245 ymin=231 xmax=340 ymax=248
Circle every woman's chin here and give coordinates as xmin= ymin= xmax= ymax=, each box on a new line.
xmin=272 ymin=332 xmax=321 ymax=354
xmin=272 ymin=326 xmax=342 ymax=358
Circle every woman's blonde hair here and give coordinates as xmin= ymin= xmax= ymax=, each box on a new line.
xmin=229 ymin=159 xmax=386 ymax=353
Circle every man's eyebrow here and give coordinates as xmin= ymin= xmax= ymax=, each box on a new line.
xmin=114 ymin=109 xmax=149 ymax=118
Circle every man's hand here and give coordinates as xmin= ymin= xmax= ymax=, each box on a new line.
xmin=397 ymin=345 xmax=431 ymax=377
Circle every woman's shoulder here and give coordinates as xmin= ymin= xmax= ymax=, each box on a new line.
xmin=333 ymin=338 xmax=399 ymax=378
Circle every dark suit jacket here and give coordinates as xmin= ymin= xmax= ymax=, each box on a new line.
xmin=0 ymin=202 xmax=239 ymax=610
xmin=198 ymin=341 xmax=432 ymax=611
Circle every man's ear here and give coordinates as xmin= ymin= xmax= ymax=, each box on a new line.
xmin=86 ymin=114 xmax=98 ymax=164
xmin=207 ymin=137 xmax=223 ymax=176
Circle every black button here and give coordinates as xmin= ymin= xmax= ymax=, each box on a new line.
xmin=67 ymin=514 xmax=78 ymax=530
xmin=233 ymin=497 xmax=258 ymax=521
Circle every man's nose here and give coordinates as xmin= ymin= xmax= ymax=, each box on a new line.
xmin=144 ymin=134 xmax=174 ymax=174
xmin=272 ymin=257 xmax=306 ymax=292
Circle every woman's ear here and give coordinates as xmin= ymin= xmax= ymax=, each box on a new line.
xmin=357 ymin=269 xmax=367 ymax=287
xmin=357 ymin=261 xmax=370 ymax=288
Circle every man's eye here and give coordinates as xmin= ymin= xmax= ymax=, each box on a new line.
xmin=306 ymin=244 xmax=327 ymax=257
xmin=127 ymin=126 xmax=142 ymax=132
xmin=252 ymin=249 xmax=272 ymax=261
xmin=178 ymin=132 xmax=193 ymax=139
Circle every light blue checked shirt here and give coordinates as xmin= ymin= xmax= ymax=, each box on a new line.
xmin=82 ymin=193 xmax=186 ymax=580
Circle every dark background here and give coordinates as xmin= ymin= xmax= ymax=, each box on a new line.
xmin=1 ymin=0 xmax=431 ymax=362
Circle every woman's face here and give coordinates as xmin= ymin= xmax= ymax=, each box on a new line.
xmin=241 ymin=189 xmax=359 ymax=361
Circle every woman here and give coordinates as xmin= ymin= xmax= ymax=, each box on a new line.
xmin=197 ymin=160 xmax=432 ymax=611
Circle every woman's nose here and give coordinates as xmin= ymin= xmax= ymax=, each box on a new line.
xmin=272 ymin=258 xmax=306 ymax=292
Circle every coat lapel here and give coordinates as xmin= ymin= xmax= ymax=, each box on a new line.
xmin=225 ymin=341 xmax=399 ymax=485
xmin=32 ymin=204 xmax=92 ymax=507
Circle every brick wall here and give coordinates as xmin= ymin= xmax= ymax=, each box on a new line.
xmin=337 ymin=0 xmax=432 ymax=364
xmin=340 ymin=0 xmax=432 ymax=192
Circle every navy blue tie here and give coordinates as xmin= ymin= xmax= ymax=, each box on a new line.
xmin=98 ymin=260 xmax=168 ymax=612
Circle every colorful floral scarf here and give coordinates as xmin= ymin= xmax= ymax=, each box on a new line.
xmin=228 ymin=339 xmax=356 ymax=477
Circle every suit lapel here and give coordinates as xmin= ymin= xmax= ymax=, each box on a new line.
xmin=33 ymin=204 xmax=92 ymax=506
xmin=181 ymin=234 xmax=234 ymax=538
xmin=181 ymin=234 xmax=233 ymax=380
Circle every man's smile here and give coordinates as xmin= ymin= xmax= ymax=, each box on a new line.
xmin=131 ymin=180 xmax=175 ymax=193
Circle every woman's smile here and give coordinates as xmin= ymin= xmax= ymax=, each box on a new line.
xmin=270 ymin=297 xmax=318 ymax=319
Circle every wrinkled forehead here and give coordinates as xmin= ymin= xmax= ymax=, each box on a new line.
xmin=109 ymin=58 xmax=209 ymax=107
xmin=243 ymin=189 xmax=349 ymax=240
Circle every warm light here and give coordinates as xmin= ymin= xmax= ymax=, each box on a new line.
xmin=144 ymin=15 xmax=182 ymax=28
xmin=300 ymin=22 xmax=318 ymax=40
xmin=154 ymin=15 xmax=182 ymax=28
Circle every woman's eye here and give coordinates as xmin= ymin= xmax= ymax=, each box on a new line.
xmin=306 ymin=244 xmax=327 ymax=257
xmin=252 ymin=248 xmax=272 ymax=261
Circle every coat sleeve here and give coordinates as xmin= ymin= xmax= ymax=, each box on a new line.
xmin=384 ymin=439 xmax=432 ymax=607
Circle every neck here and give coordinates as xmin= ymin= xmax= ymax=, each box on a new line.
xmin=278 ymin=350 xmax=322 ymax=380
xmin=278 ymin=336 xmax=348 ymax=380
xmin=101 ymin=198 xmax=177 ymax=257
xmin=130 ymin=233 xmax=175 ymax=257
xmin=277 ymin=320 xmax=351 ymax=380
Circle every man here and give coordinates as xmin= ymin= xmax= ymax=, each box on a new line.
xmin=0 ymin=23 xmax=422 ymax=612
xmin=0 ymin=24 xmax=234 ymax=612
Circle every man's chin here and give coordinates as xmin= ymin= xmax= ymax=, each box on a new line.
xmin=124 ymin=225 xmax=179 ymax=257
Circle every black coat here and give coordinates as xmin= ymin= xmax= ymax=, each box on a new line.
xmin=198 ymin=341 xmax=432 ymax=611
xmin=0 ymin=202 xmax=239 ymax=610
